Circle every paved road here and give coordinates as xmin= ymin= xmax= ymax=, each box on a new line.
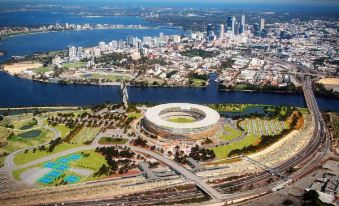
xmin=1 ymin=75 xmax=331 ymax=203
xmin=5 ymin=141 xmax=225 ymax=201
xmin=129 ymin=146 xmax=226 ymax=201
xmin=15 ymin=146 xmax=95 ymax=170
xmin=0 ymin=118 xmax=61 ymax=192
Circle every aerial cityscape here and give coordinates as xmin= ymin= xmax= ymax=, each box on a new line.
xmin=0 ymin=0 xmax=338 ymax=205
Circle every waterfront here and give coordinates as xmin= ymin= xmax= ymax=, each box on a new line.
xmin=1 ymin=71 xmax=339 ymax=111
xmin=0 ymin=28 xmax=184 ymax=63
xmin=0 ymin=11 xmax=150 ymax=27
xmin=0 ymin=13 xmax=338 ymax=111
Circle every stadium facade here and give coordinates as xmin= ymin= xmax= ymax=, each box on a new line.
xmin=143 ymin=103 xmax=220 ymax=140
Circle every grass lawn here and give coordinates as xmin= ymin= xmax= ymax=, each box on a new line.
xmin=71 ymin=150 xmax=106 ymax=173
xmin=212 ymin=132 xmax=261 ymax=159
xmin=98 ymin=137 xmax=128 ymax=145
xmin=32 ymin=66 xmax=53 ymax=74
xmin=13 ymin=142 xmax=80 ymax=166
xmin=12 ymin=119 xmax=37 ymax=130
xmin=127 ymin=112 xmax=143 ymax=119
xmin=0 ymin=128 xmax=54 ymax=165
xmin=13 ymin=149 xmax=107 ymax=184
xmin=0 ymin=126 xmax=10 ymax=142
xmin=190 ymin=78 xmax=206 ymax=87
xmin=63 ymin=62 xmax=86 ymax=69
xmin=208 ymin=103 xmax=258 ymax=112
xmin=297 ymin=107 xmax=309 ymax=114
xmin=92 ymin=72 xmax=130 ymax=81
xmin=54 ymin=124 xmax=71 ymax=138
xmin=220 ymin=125 xmax=242 ymax=141
xmin=168 ymin=117 xmax=195 ymax=123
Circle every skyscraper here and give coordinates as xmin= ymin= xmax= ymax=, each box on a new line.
xmin=227 ymin=16 xmax=236 ymax=35
xmin=260 ymin=18 xmax=265 ymax=31
xmin=219 ymin=24 xmax=224 ymax=38
xmin=241 ymin=14 xmax=245 ymax=26
xmin=234 ymin=23 xmax=240 ymax=35
xmin=77 ymin=47 xmax=82 ymax=58
xmin=240 ymin=14 xmax=245 ymax=34
xmin=127 ymin=35 xmax=133 ymax=47
xmin=207 ymin=24 xmax=213 ymax=37
xmin=68 ymin=46 xmax=76 ymax=58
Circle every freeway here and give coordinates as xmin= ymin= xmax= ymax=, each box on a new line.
xmin=207 ymin=75 xmax=331 ymax=203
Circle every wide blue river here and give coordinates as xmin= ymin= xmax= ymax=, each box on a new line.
xmin=0 ymin=14 xmax=338 ymax=111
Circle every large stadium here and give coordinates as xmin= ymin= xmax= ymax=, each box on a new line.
xmin=143 ymin=103 xmax=220 ymax=140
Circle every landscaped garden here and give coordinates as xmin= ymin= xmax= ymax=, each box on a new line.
xmin=98 ymin=137 xmax=128 ymax=145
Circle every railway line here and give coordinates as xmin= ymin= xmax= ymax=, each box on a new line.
xmin=1 ymin=75 xmax=330 ymax=206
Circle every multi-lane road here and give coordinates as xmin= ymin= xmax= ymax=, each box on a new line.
xmin=0 ymin=75 xmax=332 ymax=205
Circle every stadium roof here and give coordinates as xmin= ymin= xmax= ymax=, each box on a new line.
xmin=144 ymin=103 xmax=220 ymax=129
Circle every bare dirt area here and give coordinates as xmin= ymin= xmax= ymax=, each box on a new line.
xmin=318 ymin=78 xmax=339 ymax=86
xmin=2 ymin=62 xmax=43 ymax=75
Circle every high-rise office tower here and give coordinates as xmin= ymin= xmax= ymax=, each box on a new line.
xmin=240 ymin=14 xmax=245 ymax=34
xmin=127 ymin=35 xmax=133 ymax=47
xmin=241 ymin=14 xmax=245 ymax=26
xmin=77 ymin=47 xmax=82 ymax=58
xmin=207 ymin=24 xmax=213 ymax=37
xmin=227 ymin=16 xmax=236 ymax=35
xmin=68 ymin=46 xmax=76 ymax=58
xmin=260 ymin=18 xmax=265 ymax=31
xmin=234 ymin=23 xmax=240 ymax=35
xmin=219 ymin=24 xmax=224 ymax=38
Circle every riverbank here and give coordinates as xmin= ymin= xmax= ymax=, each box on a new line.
xmin=0 ymin=26 xmax=176 ymax=42
xmin=2 ymin=61 xmax=43 ymax=75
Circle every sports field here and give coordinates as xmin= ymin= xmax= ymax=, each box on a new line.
xmin=167 ymin=117 xmax=195 ymax=123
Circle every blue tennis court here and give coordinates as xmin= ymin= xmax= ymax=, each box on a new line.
xmin=64 ymin=175 xmax=80 ymax=183
xmin=43 ymin=162 xmax=58 ymax=169
xmin=56 ymin=157 xmax=71 ymax=163
xmin=38 ymin=176 xmax=54 ymax=184
xmin=46 ymin=170 xmax=62 ymax=178
xmin=37 ymin=153 xmax=84 ymax=185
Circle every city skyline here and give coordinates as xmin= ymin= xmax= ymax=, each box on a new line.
xmin=0 ymin=1 xmax=338 ymax=206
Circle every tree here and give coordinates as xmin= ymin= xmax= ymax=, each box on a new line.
xmin=303 ymin=190 xmax=319 ymax=205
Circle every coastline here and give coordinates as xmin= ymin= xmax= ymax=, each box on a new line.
xmin=0 ymin=26 xmax=180 ymax=41
xmin=0 ymin=70 xmax=301 ymax=92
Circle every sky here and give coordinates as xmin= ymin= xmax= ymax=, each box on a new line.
xmin=1 ymin=0 xmax=339 ymax=12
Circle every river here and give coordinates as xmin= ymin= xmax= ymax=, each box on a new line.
xmin=0 ymin=13 xmax=338 ymax=111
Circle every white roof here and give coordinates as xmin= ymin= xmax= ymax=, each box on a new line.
xmin=144 ymin=103 xmax=220 ymax=129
